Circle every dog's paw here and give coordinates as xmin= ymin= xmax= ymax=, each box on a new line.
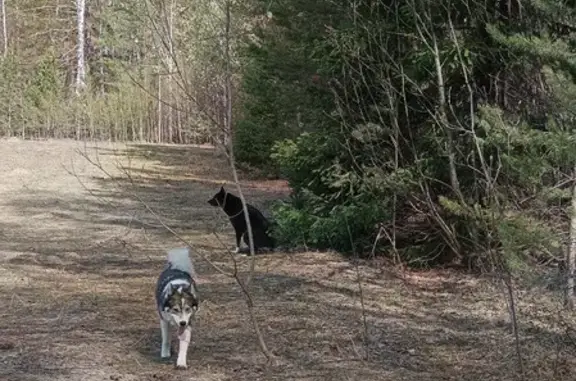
xmin=175 ymin=362 xmax=188 ymax=370
xmin=155 ymin=356 xmax=172 ymax=365
xmin=160 ymin=349 xmax=171 ymax=359
xmin=233 ymin=246 xmax=240 ymax=254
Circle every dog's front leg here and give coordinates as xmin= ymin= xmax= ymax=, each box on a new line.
xmin=234 ymin=230 xmax=243 ymax=253
xmin=160 ymin=319 xmax=171 ymax=359
xmin=175 ymin=326 xmax=191 ymax=369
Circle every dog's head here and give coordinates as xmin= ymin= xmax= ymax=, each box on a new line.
xmin=207 ymin=186 xmax=227 ymax=207
xmin=164 ymin=284 xmax=199 ymax=334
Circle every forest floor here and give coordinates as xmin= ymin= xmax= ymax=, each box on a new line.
xmin=0 ymin=139 xmax=574 ymax=381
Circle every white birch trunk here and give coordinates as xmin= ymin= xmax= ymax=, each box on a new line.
xmin=167 ymin=0 xmax=174 ymax=143
xmin=566 ymin=166 xmax=576 ymax=309
xmin=157 ymin=73 xmax=162 ymax=143
xmin=1 ymin=0 xmax=7 ymax=57
xmin=75 ymin=0 xmax=87 ymax=94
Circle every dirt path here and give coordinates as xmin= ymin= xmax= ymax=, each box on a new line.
xmin=0 ymin=139 xmax=572 ymax=381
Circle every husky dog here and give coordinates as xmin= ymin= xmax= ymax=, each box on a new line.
xmin=208 ymin=186 xmax=275 ymax=254
xmin=155 ymin=247 xmax=199 ymax=369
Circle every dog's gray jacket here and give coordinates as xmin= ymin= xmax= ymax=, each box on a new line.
xmin=155 ymin=266 xmax=197 ymax=315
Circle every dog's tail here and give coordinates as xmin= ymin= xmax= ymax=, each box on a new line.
xmin=167 ymin=247 xmax=195 ymax=277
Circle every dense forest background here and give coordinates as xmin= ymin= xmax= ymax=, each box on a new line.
xmin=2 ymin=0 xmax=576 ymax=276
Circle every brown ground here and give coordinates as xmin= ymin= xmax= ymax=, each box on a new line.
xmin=0 ymin=139 xmax=575 ymax=381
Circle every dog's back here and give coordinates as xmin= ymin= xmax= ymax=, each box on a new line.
xmin=230 ymin=200 xmax=275 ymax=250
xmin=246 ymin=204 xmax=271 ymax=230
xmin=229 ymin=203 xmax=270 ymax=231
xmin=155 ymin=248 xmax=197 ymax=313
xmin=219 ymin=192 xmax=269 ymax=231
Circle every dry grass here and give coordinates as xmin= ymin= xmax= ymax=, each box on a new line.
xmin=0 ymin=138 xmax=575 ymax=381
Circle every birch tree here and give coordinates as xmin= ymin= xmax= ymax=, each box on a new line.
xmin=1 ymin=0 xmax=7 ymax=57
xmin=566 ymin=167 xmax=576 ymax=309
xmin=166 ymin=0 xmax=174 ymax=142
xmin=75 ymin=0 xmax=87 ymax=94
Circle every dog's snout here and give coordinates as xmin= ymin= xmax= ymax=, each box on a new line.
xmin=179 ymin=321 xmax=187 ymax=327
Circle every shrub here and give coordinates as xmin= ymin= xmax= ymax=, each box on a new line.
xmin=270 ymin=131 xmax=395 ymax=254
xmin=233 ymin=119 xmax=281 ymax=171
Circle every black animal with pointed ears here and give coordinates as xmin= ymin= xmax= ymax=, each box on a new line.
xmin=208 ymin=186 xmax=275 ymax=254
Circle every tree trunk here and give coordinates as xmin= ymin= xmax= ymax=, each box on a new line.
xmin=565 ymin=165 xmax=576 ymax=309
xmin=166 ymin=0 xmax=174 ymax=143
xmin=432 ymin=35 xmax=462 ymax=202
xmin=157 ymin=73 xmax=162 ymax=143
xmin=75 ymin=0 xmax=87 ymax=94
xmin=221 ymin=0 xmax=275 ymax=363
xmin=1 ymin=0 xmax=7 ymax=57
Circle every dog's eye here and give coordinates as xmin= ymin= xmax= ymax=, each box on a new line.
xmin=172 ymin=307 xmax=181 ymax=313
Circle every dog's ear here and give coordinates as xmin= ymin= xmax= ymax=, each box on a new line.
xmin=191 ymin=293 xmax=199 ymax=309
